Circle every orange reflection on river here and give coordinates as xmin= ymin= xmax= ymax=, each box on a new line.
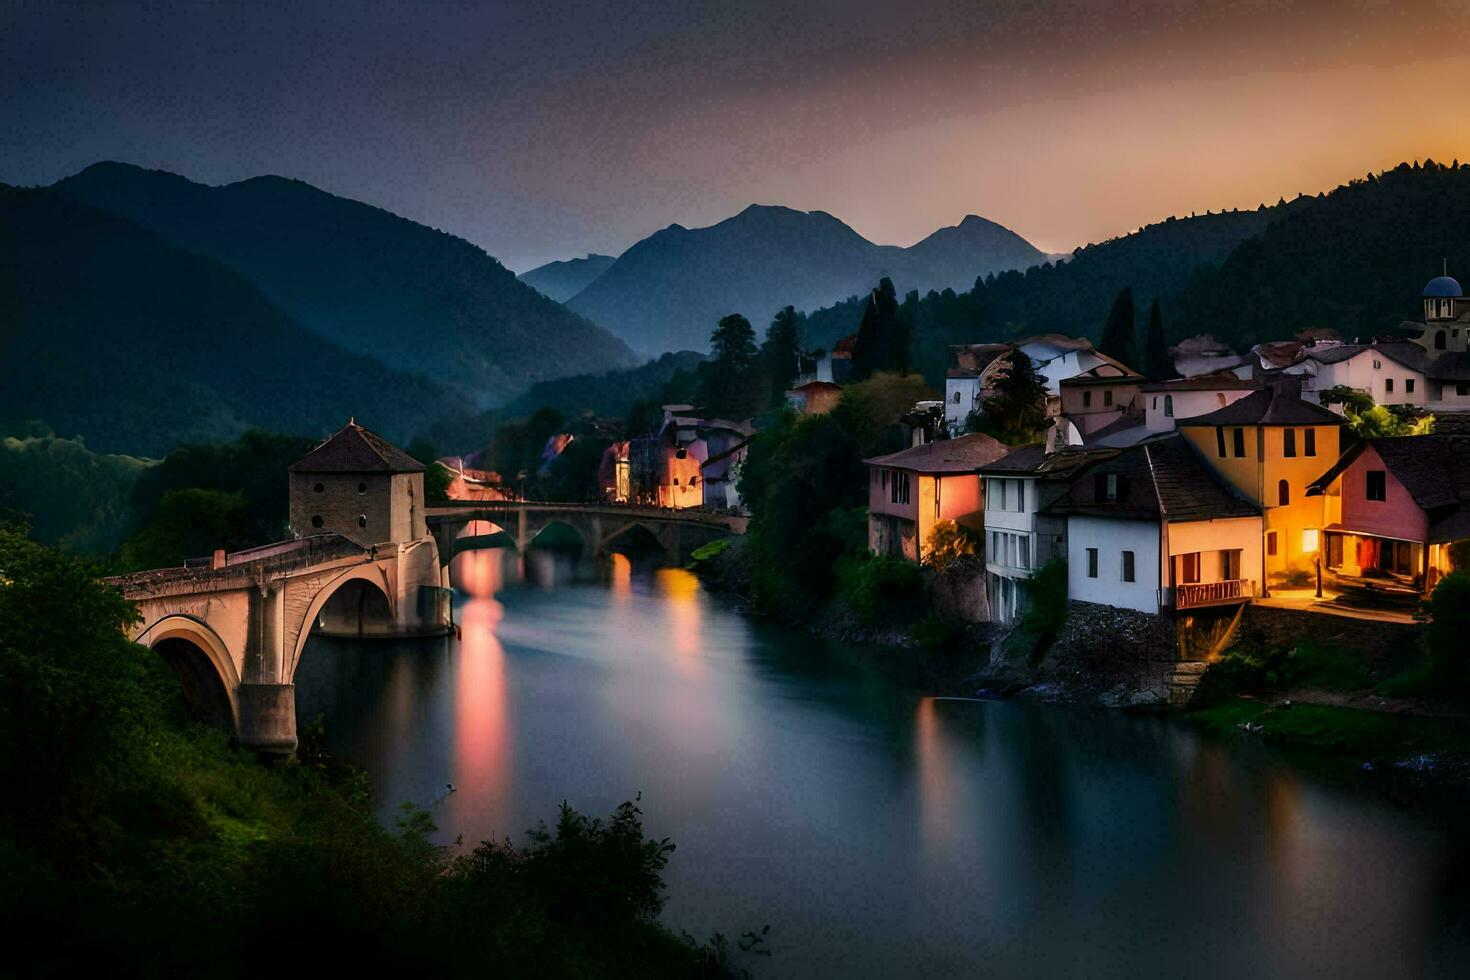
xmin=915 ymin=697 xmax=956 ymax=860
xmin=655 ymin=567 xmax=702 ymax=672
xmin=609 ymin=552 xmax=632 ymax=602
xmin=449 ymin=597 xmax=510 ymax=829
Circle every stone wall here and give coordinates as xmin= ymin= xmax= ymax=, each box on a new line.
xmin=1234 ymin=605 xmax=1424 ymax=671
xmin=930 ymin=557 xmax=989 ymax=623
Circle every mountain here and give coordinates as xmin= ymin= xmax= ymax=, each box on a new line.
xmin=563 ymin=204 xmax=1047 ymax=355
xmin=519 ymin=253 xmax=617 ymax=302
xmin=0 ymin=184 xmax=480 ymax=457
xmin=52 ymin=162 xmax=637 ymax=407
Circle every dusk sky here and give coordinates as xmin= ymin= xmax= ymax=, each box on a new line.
xmin=7 ymin=0 xmax=1470 ymax=271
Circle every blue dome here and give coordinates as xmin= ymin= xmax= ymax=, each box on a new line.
xmin=1423 ymin=276 xmax=1462 ymax=298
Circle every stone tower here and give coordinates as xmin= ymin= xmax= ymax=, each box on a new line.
xmin=288 ymin=419 xmax=427 ymax=547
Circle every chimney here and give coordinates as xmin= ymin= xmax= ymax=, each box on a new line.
xmin=211 ymin=549 xmax=226 ymax=570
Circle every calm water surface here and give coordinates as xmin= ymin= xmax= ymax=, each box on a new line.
xmin=296 ymin=548 xmax=1470 ymax=978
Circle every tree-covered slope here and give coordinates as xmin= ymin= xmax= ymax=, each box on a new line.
xmin=0 ymin=185 xmax=478 ymax=456
xmin=54 ymin=162 xmax=637 ymax=406
xmin=518 ymin=253 xmax=617 ymax=302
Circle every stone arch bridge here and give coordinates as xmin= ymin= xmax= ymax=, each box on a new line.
xmin=426 ymin=501 xmax=747 ymax=559
xmin=108 ymin=533 xmax=446 ymax=753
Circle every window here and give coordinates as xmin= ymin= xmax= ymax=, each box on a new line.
xmin=1164 ymin=395 xmax=1174 ymax=417
xmin=1087 ymin=547 xmax=1098 ymax=578
xmin=672 ymin=478 xmax=680 ymax=486
xmin=1232 ymin=427 xmax=1246 ymax=458
xmin=1267 ymin=531 xmax=1278 ymax=556
xmin=1122 ymin=550 xmax=1135 ymax=582
xmin=357 ymin=515 xmax=367 ymax=528
xmin=1018 ymin=537 xmax=1030 ymax=569
xmin=1106 ymin=473 xmax=1119 ymax=501
xmin=1181 ymin=552 xmax=1200 ymax=584
xmin=1083 ymin=391 xmax=1093 ymax=408
xmin=1366 ymin=470 xmax=1387 ymax=501
xmin=1222 ymin=549 xmax=1242 ymax=580
xmin=313 ymin=482 xmax=324 ymax=493
xmin=1152 ymin=396 xmax=1158 ymax=409
xmin=357 ymin=482 xmax=367 ymax=494
xmin=675 ymin=448 xmax=688 ymax=460
xmin=998 ymin=479 xmax=1008 ymax=510
xmin=1277 ymin=479 xmax=1290 ymax=506
xmin=1436 ymin=330 xmax=1448 ymax=350
xmin=1459 ymin=384 xmax=1469 ymax=397
xmin=1215 ymin=426 xmax=1227 ymax=457
xmin=1406 ymin=379 xmax=1416 ymax=394
xmin=952 ymin=391 xmax=961 ymax=404
xmin=992 ymin=531 xmax=1001 ymax=557
xmin=1015 ymin=481 xmax=1025 ymax=513
xmin=1283 ymin=429 xmax=1296 ymax=457
xmin=1384 ymin=378 xmax=1394 ymax=395
xmin=1304 ymin=428 xmax=1316 ymax=457
xmin=1095 ymin=472 xmax=1122 ymax=502
xmin=890 ymin=471 xmax=910 ymax=505
xmin=1103 ymin=390 xmax=1114 ymax=407
xmin=1373 ymin=359 xmax=1382 ymax=370
xmin=311 ymin=515 xmax=324 ymax=529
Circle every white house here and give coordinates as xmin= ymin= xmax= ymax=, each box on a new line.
xmin=1284 ymin=342 xmax=1430 ymax=410
xmin=945 ymin=335 xmax=1138 ymax=433
xmin=978 ymin=445 xmax=1114 ymax=623
xmin=1141 ymin=376 xmax=1261 ymax=432
xmin=1042 ymin=435 xmax=1263 ymax=615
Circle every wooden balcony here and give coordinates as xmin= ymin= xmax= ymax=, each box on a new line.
xmin=1175 ymin=578 xmax=1253 ymax=609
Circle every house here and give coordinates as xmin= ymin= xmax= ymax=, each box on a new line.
xmin=865 ymin=433 xmax=1009 ymax=563
xmin=622 ymin=407 xmax=753 ymax=509
xmin=786 ymin=380 xmax=842 ymax=415
xmin=978 ymin=444 xmax=1114 ymax=623
xmin=700 ymin=436 xmax=751 ymax=512
xmin=944 ymin=335 xmax=1138 ymax=433
xmin=1141 ymin=375 xmax=1261 ymax=432
xmin=1058 ymin=366 xmax=1144 ymax=436
xmin=1425 ymin=353 xmax=1470 ymax=410
xmin=1174 ymin=379 xmax=1343 ymax=590
xmin=1285 ymin=342 xmax=1430 ymax=409
xmin=288 ymin=419 xmax=427 ymax=548
xmin=1041 ymin=435 xmax=1263 ymax=615
xmin=1170 ymin=334 xmax=1251 ymax=380
xmin=1307 ymin=435 xmax=1470 ymax=598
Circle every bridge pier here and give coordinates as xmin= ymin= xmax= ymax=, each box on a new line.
xmin=238 ymin=683 xmax=297 ymax=754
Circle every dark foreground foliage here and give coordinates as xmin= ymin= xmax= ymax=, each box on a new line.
xmin=0 ymin=530 xmax=755 ymax=977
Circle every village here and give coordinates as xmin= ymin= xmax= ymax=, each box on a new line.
xmin=539 ymin=275 xmax=1470 ymax=678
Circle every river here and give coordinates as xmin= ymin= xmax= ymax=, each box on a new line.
xmin=295 ymin=547 xmax=1470 ymax=978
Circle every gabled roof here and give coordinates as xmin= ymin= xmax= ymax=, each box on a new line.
xmin=1305 ymin=342 xmax=1430 ymax=373
xmin=864 ymin=432 xmax=1009 ymax=473
xmin=1139 ymin=375 xmax=1260 ymax=393
xmin=1426 ymin=352 xmax=1470 ymax=382
xmin=1309 ymin=435 xmax=1470 ymax=543
xmin=979 ymin=443 xmax=1118 ymax=478
xmin=1042 ymin=435 xmax=1259 ymax=523
xmin=1175 ymin=381 xmax=1342 ymax=427
xmin=290 ymin=420 xmax=425 ymax=473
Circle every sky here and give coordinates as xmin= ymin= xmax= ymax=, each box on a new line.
xmin=5 ymin=0 xmax=1470 ymax=272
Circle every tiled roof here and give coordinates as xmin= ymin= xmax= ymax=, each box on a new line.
xmin=864 ymin=432 xmax=1010 ymax=473
xmin=1309 ymin=434 xmax=1470 ymax=543
xmin=980 ymin=443 xmax=1119 ymax=478
xmin=1426 ymin=352 xmax=1470 ymax=381
xmin=289 ymin=420 xmax=425 ymax=473
xmin=1176 ymin=381 xmax=1342 ymax=427
xmin=1305 ymin=342 xmax=1430 ymax=372
xmin=1139 ymin=375 xmax=1260 ymax=393
xmin=1042 ymin=435 xmax=1258 ymax=523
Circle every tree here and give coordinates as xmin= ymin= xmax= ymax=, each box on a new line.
xmin=709 ymin=313 xmax=757 ymax=365
xmin=972 ymin=351 xmax=1048 ymax=443
xmin=1098 ymin=286 xmax=1138 ymax=369
xmin=120 ymin=488 xmax=249 ymax=569
xmin=1348 ymin=403 xmax=1434 ymax=439
xmin=1143 ymin=299 xmax=1171 ymax=380
xmin=698 ymin=314 xmax=763 ymax=418
xmin=851 ymin=278 xmax=908 ymax=380
xmin=761 ymin=306 xmax=805 ymax=407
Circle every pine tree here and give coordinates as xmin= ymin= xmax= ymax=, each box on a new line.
xmin=1098 ymin=286 xmax=1138 ymax=370
xmin=974 ymin=350 xmax=1048 ymax=443
xmin=761 ymin=306 xmax=805 ymax=406
xmin=1143 ymin=299 xmax=1171 ymax=380
xmin=851 ymin=277 xmax=906 ymax=380
xmin=699 ymin=314 xmax=760 ymax=418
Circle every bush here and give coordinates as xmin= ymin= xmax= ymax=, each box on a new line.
xmin=834 ymin=552 xmax=922 ymax=622
xmin=1006 ymin=558 xmax=1067 ymax=664
xmin=1382 ymin=571 xmax=1470 ymax=699
xmin=923 ymin=519 xmax=979 ymax=572
xmin=1193 ymin=642 xmax=1373 ymax=707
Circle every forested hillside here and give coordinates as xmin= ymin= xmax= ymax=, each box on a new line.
xmin=54 ymin=162 xmax=637 ymax=406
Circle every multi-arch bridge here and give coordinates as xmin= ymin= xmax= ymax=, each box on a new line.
xmin=110 ymin=502 xmax=745 ymax=753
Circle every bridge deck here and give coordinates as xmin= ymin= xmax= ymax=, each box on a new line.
xmin=106 ymin=534 xmax=368 ymax=597
xmin=426 ymin=501 xmax=748 ymax=533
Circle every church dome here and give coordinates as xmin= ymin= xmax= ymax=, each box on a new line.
xmin=1423 ymin=275 xmax=1462 ymax=298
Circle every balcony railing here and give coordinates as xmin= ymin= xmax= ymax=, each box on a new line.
xmin=1176 ymin=578 xmax=1252 ymax=609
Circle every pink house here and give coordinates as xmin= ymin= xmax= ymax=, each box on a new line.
xmin=1308 ymin=435 xmax=1470 ymax=596
xmin=864 ymin=433 xmax=1009 ymax=563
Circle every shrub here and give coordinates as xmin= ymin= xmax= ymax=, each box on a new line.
xmin=1193 ymin=642 xmax=1372 ymax=706
xmin=1005 ymin=558 xmax=1067 ymax=664
xmin=1384 ymin=571 xmax=1470 ymax=699
xmin=923 ymin=519 xmax=979 ymax=572
xmin=834 ymin=552 xmax=921 ymax=622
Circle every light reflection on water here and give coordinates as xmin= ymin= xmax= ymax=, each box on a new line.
xmin=295 ymin=549 xmax=1470 ymax=978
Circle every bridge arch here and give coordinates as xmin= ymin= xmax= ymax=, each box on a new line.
xmin=527 ymin=519 xmax=589 ymax=553
xmin=602 ymin=521 xmax=667 ymax=553
xmin=288 ymin=564 xmax=395 ymax=678
xmin=138 ymin=614 xmax=240 ymax=732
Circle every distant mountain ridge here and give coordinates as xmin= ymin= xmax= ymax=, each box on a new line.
xmin=0 ymin=184 xmax=479 ymax=456
xmin=53 ymin=162 xmax=637 ymax=407
xmin=563 ymin=203 xmax=1047 ymax=354
xmin=519 ymin=253 xmax=616 ymax=301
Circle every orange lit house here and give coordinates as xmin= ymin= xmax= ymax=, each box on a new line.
xmin=865 ymin=433 xmax=1009 ymax=563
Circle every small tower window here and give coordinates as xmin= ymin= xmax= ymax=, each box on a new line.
xmin=357 ymin=515 xmax=367 ymax=528
xmin=1436 ymin=330 xmax=1448 ymax=350
xmin=1278 ymin=480 xmax=1290 ymax=506
xmin=357 ymin=482 xmax=367 ymax=494
xmin=1164 ymin=395 xmax=1174 ymax=417
xmin=313 ymin=482 xmax=324 ymax=493
xmin=311 ymin=515 xmax=324 ymax=528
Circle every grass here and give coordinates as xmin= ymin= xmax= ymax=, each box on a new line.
xmin=1193 ymin=642 xmax=1374 ymax=705
xmin=1190 ymin=698 xmax=1470 ymax=760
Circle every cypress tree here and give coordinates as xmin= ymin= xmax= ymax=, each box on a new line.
xmin=1098 ymin=286 xmax=1138 ymax=370
xmin=1143 ymin=299 xmax=1171 ymax=380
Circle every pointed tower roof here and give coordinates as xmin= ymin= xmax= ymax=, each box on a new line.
xmin=289 ymin=419 xmax=425 ymax=473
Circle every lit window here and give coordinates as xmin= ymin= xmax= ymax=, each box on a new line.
xmin=1366 ymin=470 xmax=1386 ymax=501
